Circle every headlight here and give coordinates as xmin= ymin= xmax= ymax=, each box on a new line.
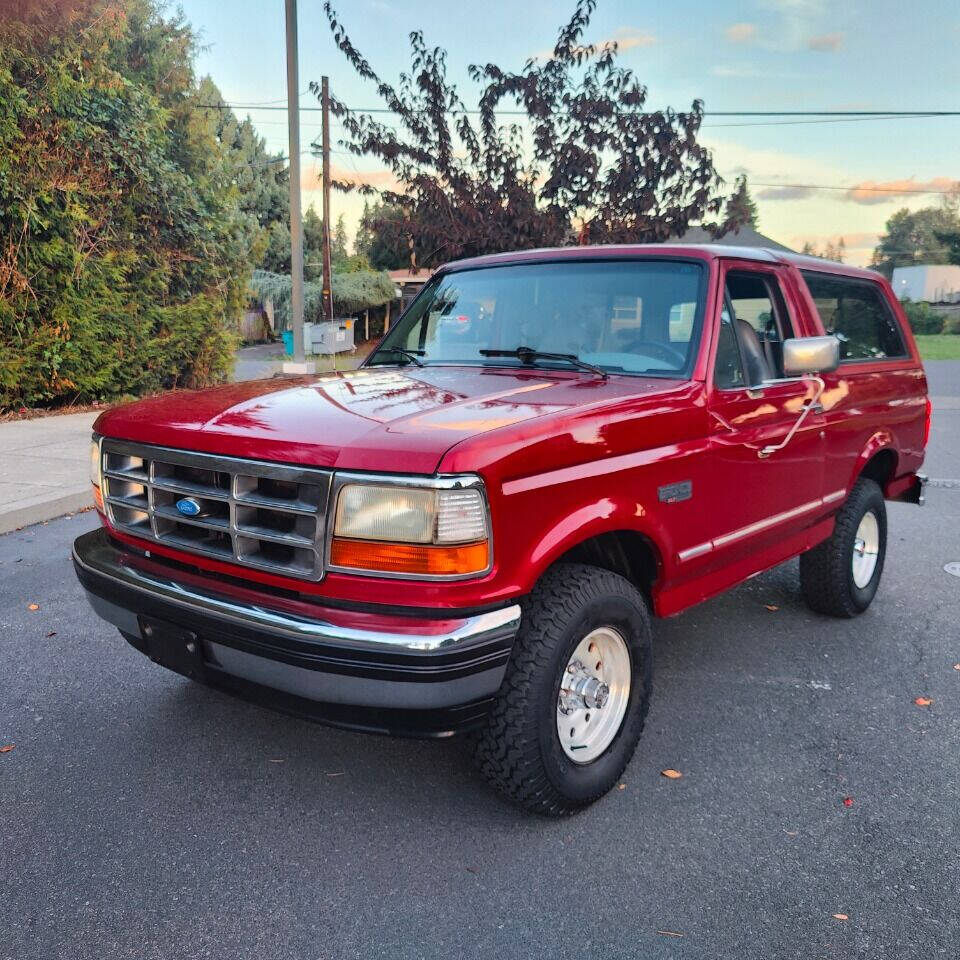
xmin=329 ymin=479 xmax=491 ymax=578
xmin=89 ymin=436 xmax=104 ymax=511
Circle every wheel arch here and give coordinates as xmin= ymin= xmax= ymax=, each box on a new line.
xmin=848 ymin=433 xmax=899 ymax=496
xmin=556 ymin=529 xmax=663 ymax=606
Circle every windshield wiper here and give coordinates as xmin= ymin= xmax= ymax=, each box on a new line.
xmin=479 ymin=346 xmax=608 ymax=379
xmin=371 ymin=346 xmax=425 ymax=367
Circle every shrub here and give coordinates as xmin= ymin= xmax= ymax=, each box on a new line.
xmin=942 ymin=313 xmax=960 ymax=335
xmin=900 ymin=300 xmax=944 ymax=336
xmin=0 ymin=2 xmax=259 ymax=409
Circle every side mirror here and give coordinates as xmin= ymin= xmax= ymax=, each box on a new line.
xmin=782 ymin=336 xmax=840 ymax=376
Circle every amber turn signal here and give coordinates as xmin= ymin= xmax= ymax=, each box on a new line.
xmin=330 ymin=537 xmax=489 ymax=576
xmin=93 ymin=485 xmax=104 ymax=512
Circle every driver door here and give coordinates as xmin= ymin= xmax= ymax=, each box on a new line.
xmin=692 ymin=263 xmax=825 ymax=569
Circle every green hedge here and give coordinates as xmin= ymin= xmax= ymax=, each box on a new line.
xmin=0 ymin=3 xmax=252 ymax=409
xmin=900 ymin=299 xmax=944 ymax=336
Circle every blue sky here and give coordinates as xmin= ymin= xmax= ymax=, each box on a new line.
xmin=184 ymin=0 xmax=960 ymax=264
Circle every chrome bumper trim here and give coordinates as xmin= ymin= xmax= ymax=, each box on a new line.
xmin=73 ymin=531 xmax=521 ymax=654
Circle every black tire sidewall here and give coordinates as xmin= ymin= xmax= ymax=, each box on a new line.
xmin=532 ymin=589 xmax=652 ymax=805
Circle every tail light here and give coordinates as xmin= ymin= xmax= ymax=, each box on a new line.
xmin=922 ymin=397 xmax=932 ymax=449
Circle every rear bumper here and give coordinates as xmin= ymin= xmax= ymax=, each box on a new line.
xmin=72 ymin=528 xmax=520 ymax=736
xmin=886 ymin=472 xmax=927 ymax=506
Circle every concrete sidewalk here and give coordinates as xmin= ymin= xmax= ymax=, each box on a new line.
xmin=0 ymin=411 xmax=99 ymax=534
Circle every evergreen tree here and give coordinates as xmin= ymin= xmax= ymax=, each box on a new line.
xmin=724 ymin=175 xmax=759 ymax=229
xmin=0 ymin=0 xmax=277 ymax=405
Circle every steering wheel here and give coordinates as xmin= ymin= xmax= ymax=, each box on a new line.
xmin=620 ymin=339 xmax=686 ymax=367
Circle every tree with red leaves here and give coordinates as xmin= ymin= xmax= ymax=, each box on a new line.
xmin=313 ymin=0 xmax=746 ymax=268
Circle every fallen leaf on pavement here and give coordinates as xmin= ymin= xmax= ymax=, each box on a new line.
xmin=656 ymin=930 xmax=684 ymax=938
xmin=914 ymin=696 xmax=933 ymax=707
xmin=842 ymin=796 xmax=854 ymax=807
xmin=953 ymin=664 xmax=960 ymax=671
xmin=661 ymin=769 xmax=683 ymax=779
xmin=618 ymin=783 xmax=626 ymax=790
xmin=0 ymin=745 xmax=14 ymax=753
xmin=46 ymin=631 xmax=57 ymax=638
xmin=765 ymin=604 xmax=779 ymax=612
xmin=832 ymin=914 xmax=848 ymax=921
xmin=28 ymin=603 xmax=39 ymax=611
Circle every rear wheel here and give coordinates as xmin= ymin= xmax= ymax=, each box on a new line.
xmin=473 ymin=563 xmax=653 ymax=816
xmin=800 ymin=477 xmax=887 ymax=617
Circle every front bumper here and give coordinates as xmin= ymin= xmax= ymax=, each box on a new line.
xmin=73 ymin=528 xmax=521 ymax=737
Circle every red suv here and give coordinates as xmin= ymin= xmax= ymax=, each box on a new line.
xmin=74 ymin=244 xmax=929 ymax=814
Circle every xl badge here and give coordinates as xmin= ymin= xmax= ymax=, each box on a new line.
xmin=175 ymin=497 xmax=202 ymax=517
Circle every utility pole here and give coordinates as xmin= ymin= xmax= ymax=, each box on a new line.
xmin=282 ymin=0 xmax=314 ymax=374
xmin=320 ymin=76 xmax=334 ymax=322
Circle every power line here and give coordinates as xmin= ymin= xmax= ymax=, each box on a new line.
xmin=196 ymin=102 xmax=960 ymax=121
xmin=222 ymin=100 xmax=960 ymax=194
xmin=703 ymin=113 xmax=947 ymax=129
xmin=754 ymin=181 xmax=958 ymax=195
xmin=245 ymin=154 xmax=958 ymax=196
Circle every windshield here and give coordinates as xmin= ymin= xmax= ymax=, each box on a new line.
xmin=369 ymin=259 xmax=705 ymax=377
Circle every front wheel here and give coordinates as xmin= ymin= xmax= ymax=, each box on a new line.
xmin=473 ymin=563 xmax=653 ymax=816
xmin=799 ymin=477 xmax=887 ymax=617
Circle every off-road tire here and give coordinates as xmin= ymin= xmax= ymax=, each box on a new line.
xmin=473 ymin=563 xmax=653 ymax=816
xmin=799 ymin=477 xmax=887 ymax=618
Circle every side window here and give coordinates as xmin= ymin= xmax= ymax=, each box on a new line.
xmin=714 ymin=301 xmax=746 ymax=389
xmin=725 ymin=272 xmax=793 ymax=380
xmin=801 ymin=271 xmax=907 ymax=362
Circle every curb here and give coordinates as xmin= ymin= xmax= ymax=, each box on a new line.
xmin=0 ymin=489 xmax=94 ymax=536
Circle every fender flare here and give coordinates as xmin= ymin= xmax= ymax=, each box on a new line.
xmin=524 ymin=496 xmax=672 ymax=592
xmin=845 ymin=430 xmax=898 ymax=494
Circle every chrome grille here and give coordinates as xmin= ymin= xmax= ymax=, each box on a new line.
xmin=99 ymin=439 xmax=331 ymax=581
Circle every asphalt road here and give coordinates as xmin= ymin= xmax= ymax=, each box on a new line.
xmin=2 ymin=370 xmax=959 ymax=960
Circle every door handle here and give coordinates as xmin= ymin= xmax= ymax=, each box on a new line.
xmin=806 ymin=401 xmax=824 ymax=414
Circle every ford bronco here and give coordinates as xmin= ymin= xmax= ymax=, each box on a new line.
xmin=73 ymin=244 xmax=929 ymax=814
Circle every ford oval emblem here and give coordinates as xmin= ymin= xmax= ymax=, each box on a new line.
xmin=175 ymin=497 xmax=202 ymax=517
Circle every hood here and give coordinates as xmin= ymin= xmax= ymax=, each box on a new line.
xmin=95 ymin=366 xmax=681 ymax=474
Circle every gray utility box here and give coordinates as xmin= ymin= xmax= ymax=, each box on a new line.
xmin=304 ymin=319 xmax=355 ymax=355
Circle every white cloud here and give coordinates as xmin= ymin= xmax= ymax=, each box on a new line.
xmin=530 ymin=26 xmax=655 ymax=61
xmin=611 ymin=28 xmax=657 ymax=51
xmin=712 ymin=65 xmax=754 ymax=78
xmin=699 ymin=137 xmax=900 ymax=266
xmin=755 ymin=0 xmax=843 ymax=52
xmin=806 ymin=32 xmax=844 ymax=52
xmin=845 ymin=177 xmax=960 ymax=205
xmin=724 ymin=22 xmax=758 ymax=44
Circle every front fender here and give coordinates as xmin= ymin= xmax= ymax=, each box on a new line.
xmin=524 ymin=495 xmax=673 ymax=589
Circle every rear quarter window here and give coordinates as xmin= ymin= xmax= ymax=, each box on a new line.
xmin=801 ymin=270 xmax=908 ymax=362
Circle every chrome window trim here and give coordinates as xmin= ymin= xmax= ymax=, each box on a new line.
xmin=325 ymin=471 xmax=494 ymax=582
xmin=677 ymin=488 xmax=848 ymax=562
